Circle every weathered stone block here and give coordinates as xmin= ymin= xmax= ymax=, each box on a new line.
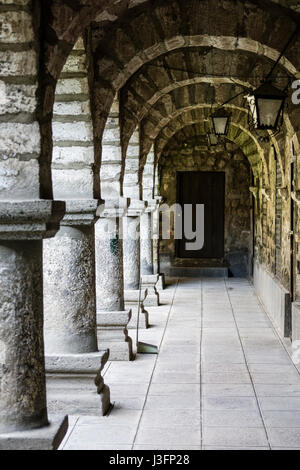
xmin=56 ymin=78 xmax=88 ymax=96
xmin=102 ymin=126 xmax=121 ymax=142
xmin=0 ymin=50 xmax=37 ymax=76
xmin=52 ymin=145 xmax=94 ymax=166
xmin=102 ymin=144 xmax=122 ymax=161
xmin=52 ymin=121 xmax=93 ymax=143
xmin=0 ymin=83 xmax=37 ymax=115
xmin=52 ymin=168 xmax=94 ymax=199
xmin=0 ymin=159 xmax=40 ymax=200
xmin=53 ymin=100 xmax=90 ymax=116
xmin=0 ymin=122 xmax=40 ymax=156
xmin=0 ymin=11 xmax=34 ymax=43
xmin=63 ymin=54 xmax=86 ymax=74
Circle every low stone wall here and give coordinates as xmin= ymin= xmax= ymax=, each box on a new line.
xmin=292 ymin=303 xmax=300 ymax=342
xmin=253 ymin=261 xmax=291 ymax=338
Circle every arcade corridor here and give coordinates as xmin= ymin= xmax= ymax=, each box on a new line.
xmin=1 ymin=0 xmax=300 ymax=451
xmin=60 ymin=278 xmax=300 ymax=450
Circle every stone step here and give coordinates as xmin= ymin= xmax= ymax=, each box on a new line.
xmin=166 ymin=266 xmax=229 ymax=278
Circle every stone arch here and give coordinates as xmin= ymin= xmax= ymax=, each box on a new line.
xmin=52 ymin=37 xmax=97 ymax=200
xmin=120 ymin=47 xmax=294 ymax=150
xmin=38 ymin=0 xmax=300 ymax=197
xmin=0 ymin=1 xmax=46 ymax=200
xmin=123 ymin=127 xmax=141 ymax=200
xmin=142 ymin=146 xmax=155 ymax=201
xmin=90 ymin=0 xmax=300 ymax=139
xmin=100 ymin=95 xmax=123 ymax=199
xmin=140 ymin=104 xmax=267 ymax=181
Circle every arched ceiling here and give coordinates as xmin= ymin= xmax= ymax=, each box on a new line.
xmin=86 ymin=0 xmax=300 ymax=137
xmin=158 ymin=123 xmax=251 ymax=172
xmin=120 ymin=47 xmax=294 ymax=149
xmin=139 ymin=104 xmax=266 ymax=179
xmin=139 ymin=83 xmax=254 ymax=144
xmin=30 ymin=0 xmax=299 ymax=200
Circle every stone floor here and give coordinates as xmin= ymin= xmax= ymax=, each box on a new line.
xmin=59 ymin=277 xmax=300 ymax=450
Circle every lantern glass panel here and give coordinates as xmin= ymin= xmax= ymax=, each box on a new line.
xmin=256 ymin=97 xmax=283 ymax=129
xmin=213 ymin=116 xmax=229 ymax=135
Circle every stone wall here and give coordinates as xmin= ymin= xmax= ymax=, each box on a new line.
xmin=159 ymin=134 xmax=251 ymax=277
xmin=0 ymin=0 xmax=41 ymax=200
xmin=52 ymin=37 xmax=96 ymax=200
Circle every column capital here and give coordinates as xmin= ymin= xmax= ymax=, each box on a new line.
xmin=0 ymin=200 xmax=65 ymax=240
xmin=249 ymin=186 xmax=259 ymax=199
xmin=126 ymin=198 xmax=147 ymax=217
xmin=144 ymin=198 xmax=160 ymax=212
xmin=61 ymin=199 xmax=101 ymax=226
xmin=97 ymin=197 xmax=130 ymax=218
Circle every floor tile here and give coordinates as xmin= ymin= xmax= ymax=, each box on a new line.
xmin=135 ymin=426 xmax=201 ymax=446
xmin=203 ymin=410 xmax=263 ymax=428
xmin=140 ymin=409 xmax=200 ymax=427
xmin=203 ymin=426 xmax=268 ymax=447
xmin=268 ymin=428 xmax=300 ymax=448
xmin=203 ymin=396 xmax=258 ymax=411
xmin=63 ymin=277 xmax=300 ymax=451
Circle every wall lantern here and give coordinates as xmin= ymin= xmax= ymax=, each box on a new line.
xmin=211 ymin=109 xmax=231 ymax=136
xmin=253 ymin=82 xmax=287 ymax=130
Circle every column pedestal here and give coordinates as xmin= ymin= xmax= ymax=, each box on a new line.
xmin=46 ymin=351 xmax=111 ymax=416
xmin=142 ymin=274 xmax=160 ymax=307
xmin=0 ymin=201 xmax=68 ymax=450
xmin=125 ymin=289 xmax=149 ymax=329
xmin=43 ymin=200 xmax=111 ymax=416
xmin=157 ymin=273 xmax=166 ymax=290
xmin=96 ymin=199 xmax=133 ymax=360
xmin=97 ymin=311 xmax=133 ymax=361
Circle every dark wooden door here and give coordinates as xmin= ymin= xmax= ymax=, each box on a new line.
xmin=176 ymin=171 xmax=225 ymax=258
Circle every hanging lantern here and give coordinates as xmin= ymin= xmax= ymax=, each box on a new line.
xmin=253 ymin=82 xmax=287 ymax=130
xmin=211 ymin=109 xmax=231 ymax=136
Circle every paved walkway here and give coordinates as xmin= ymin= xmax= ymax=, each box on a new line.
xmin=60 ymin=278 xmax=300 ymax=450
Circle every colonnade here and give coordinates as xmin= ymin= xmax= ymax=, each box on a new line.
xmin=0 ymin=193 xmax=163 ymax=449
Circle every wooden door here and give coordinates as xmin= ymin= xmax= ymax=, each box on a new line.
xmin=176 ymin=171 xmax=225 ymax=258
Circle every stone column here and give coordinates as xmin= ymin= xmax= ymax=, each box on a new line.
xmin=123 ymin=200 xmax=149 ymax=328
xmin=141 ymin=210 xmax=153 ymax=275
xmin=0 ymin=201 xmax=68 ymax=450
xmin=153 ymin=198 xmax=165 ymax=290
xmin=95 ymin=199 xmax=133 ymax=361
xmin=140 ymin=203 xmax=160 ymax=306
xmin=43 ymin=200 xmax=111 ymax=416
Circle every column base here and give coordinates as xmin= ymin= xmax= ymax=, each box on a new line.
xmin=45 ymin=351 xmax=111 ymax=416
xmin=142 ymin=275 xmax=160 ymax=306
xmin=125 ymin=289 xmax=149 ymax=329
xmin=0 ymin=416 xmax=68 ymax=450
xmin=97 ymin=310 xmax=134 ymax=361
xmin=157 ymin=273 xmax=165 ymax=290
